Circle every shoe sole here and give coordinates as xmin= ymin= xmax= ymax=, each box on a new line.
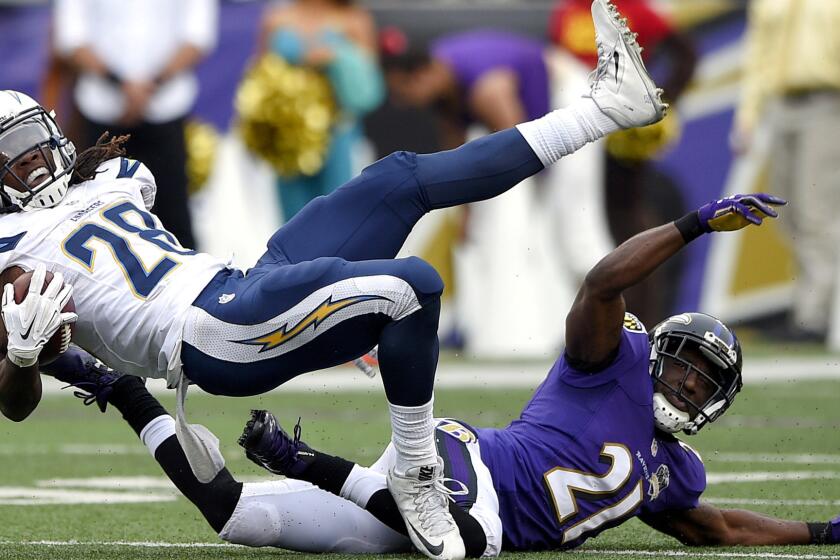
xmin=595 ymin=0 xmax=667 ymax=123
xmin=386 ymin=472 xmax=457 ymax=560
xmin=238 ymin=409 xmax=267 ymax=449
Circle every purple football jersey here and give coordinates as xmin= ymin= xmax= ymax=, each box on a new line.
xmin=475 ymin=314 xmax=706 ymax=551
xmin=431 ymin=30 xmax=550 ymax=122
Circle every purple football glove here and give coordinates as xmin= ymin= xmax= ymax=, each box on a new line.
xmin=697 ymin=193 xmax=787 ymax=233
xmin=830 ymin=515 xmax=840 ymax=544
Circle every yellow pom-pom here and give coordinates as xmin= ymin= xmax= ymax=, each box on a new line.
xmin=236 ymin=54 xmax=338 ymax=177
xmin=605 ymin=110 xmax=682 ymax=162
xmin=184 ymin=119 xmax=220 ymax=195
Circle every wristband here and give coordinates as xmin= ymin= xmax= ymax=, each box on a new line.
xmin=674 ymin=211 xmax=704 ymax=243
xmin=6 ymin=352 xmax=38 ymax=368
xmin=807 ymin=522 xmax=836 ymax=545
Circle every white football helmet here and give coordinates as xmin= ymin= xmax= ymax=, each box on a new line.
xmin=0 ymin=90 xmax=76 ymax=210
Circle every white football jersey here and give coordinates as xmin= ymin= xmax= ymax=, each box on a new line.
xmin=0 ymin=158 xmax=227 ymax=380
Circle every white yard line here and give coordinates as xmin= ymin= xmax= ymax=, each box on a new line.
xmin=711 ymin=453 xmax=840 ymax=465
xmin=705 ymin=497 xmax=840 ymax=507
xmin=0 ymin=488 xmax=176 ymax=506
xmin=2 ymin=541 xmax=839 ymax=558
xmin=0 ymin=540 xmax=237 ymax=548
xmin=574 ymin=551 xmax=840 ymax=559
xmin=706 ymin=471 xmax=840 ymax=484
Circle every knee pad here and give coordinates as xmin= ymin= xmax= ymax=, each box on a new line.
xmin=219 ymin=480 xmax=409 ymax=553
xmin=219 ymin=482 xmax=287 ymax=548
xmin=396 ymin=256 xmax=444 ymax=302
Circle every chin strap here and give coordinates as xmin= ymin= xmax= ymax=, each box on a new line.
xmin=652 ymin=393 xmax=689 ymax=434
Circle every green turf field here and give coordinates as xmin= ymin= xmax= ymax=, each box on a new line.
xmin=0 ymin=375 xmax=838 ymax=560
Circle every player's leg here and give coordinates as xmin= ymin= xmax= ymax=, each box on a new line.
xmin=262 ymin=0 xmax=664 ymax=265
xmin=184 ymin=254 xmax=462 ymax=557
xmin=239 ymin=411 xmax=499 ymax=557
xmin=182 ymin=255 xmax=444 ymax=401
xmin=43 ymin=351 xmax=241 ymax=532
xmin=44 ymin=349 xmax=408 ymax=553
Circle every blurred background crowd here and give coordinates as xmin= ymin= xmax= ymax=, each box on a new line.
xmin=2 ymin=0 xmax=839 ymax=359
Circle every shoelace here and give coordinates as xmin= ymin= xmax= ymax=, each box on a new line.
xmin=411 ymin=475 xmax=469 ymax=535
xmin=59 ymin=363 xmax=119 ymax=413
xmin=292 ymin=416 xmax=303 ymax=449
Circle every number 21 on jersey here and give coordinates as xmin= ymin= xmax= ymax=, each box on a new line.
xmin=544 ymin=443 xmax=644 ymax=544
xmin=62 ymin=201 xmax=194 ymax=298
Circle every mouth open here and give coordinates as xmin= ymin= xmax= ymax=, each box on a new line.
xmin=25 ymin=166 xmax=50 ymax=189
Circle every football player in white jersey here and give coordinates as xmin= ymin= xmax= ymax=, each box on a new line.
xmin=0 ymin=3 xmax=675 ymax=557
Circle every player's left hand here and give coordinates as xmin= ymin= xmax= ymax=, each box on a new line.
xmin=1 ymin=264 xmax=77 ymax=368
xmin=697 ymin=193 xmax=787 ymax=233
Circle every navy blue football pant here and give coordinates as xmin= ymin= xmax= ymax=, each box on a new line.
xmin=182 ymin=129 xmax=543 ymax=404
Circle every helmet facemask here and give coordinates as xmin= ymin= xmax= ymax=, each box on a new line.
xmin=0 ymin=106 xmax=76 ymax=210
xmin=649 ymin=315 xmax=743 ymax=435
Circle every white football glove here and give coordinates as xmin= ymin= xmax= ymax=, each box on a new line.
xmin=1 ymin=264 xmax=77 ymax=367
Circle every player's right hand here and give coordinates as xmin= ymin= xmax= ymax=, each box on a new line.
xmin=697 ymin=193 xmax=787 ymax=233
xmin=1 ymin=264 xmax=77 ymax=368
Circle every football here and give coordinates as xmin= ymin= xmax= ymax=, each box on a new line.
xmin=0 ymin=266 xmax=75 ymax=365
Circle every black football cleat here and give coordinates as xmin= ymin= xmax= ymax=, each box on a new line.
xmin=45 ymin=353 xmax=123 ymax=412
xmin=238 ymin=410 xmax=315 ymax=477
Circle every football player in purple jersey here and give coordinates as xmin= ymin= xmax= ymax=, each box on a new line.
xmin=45 ymin=187 xmax=837 ymax=555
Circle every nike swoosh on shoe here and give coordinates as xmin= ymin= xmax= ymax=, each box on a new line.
xmin=408 ymin=522 xmax=444 ymax=556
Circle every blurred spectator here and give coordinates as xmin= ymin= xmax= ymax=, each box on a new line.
xmin=734 ymin=1 xmax=840 ymax=343
xmin=550 ymin=0 xmax=697 ymax=325
xmin=52 ymin=0 xmax=219 ymax=250
xmin=258 ymin=0 xmax=384 ymax=221
xmin=381 ymin=29 xmax=593 ymax=356
xmin=382 ymin=29 xmax=550 ymax=148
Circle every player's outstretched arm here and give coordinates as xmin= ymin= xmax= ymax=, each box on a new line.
xmin=641 ymin=503 xmax=839 ymax=547
xmin=0 ymin=355 xmax=41 ymax=422
xmin=565 ymin=193 xmax=786 ymax=369
xmin=0 ymin=264 xmax=76 ymax=421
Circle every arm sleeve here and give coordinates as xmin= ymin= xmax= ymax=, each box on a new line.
xmin=324 ymin=36 xmax=385 ymax=115
xmin=642 ymin=439 xmax=707 ymax=515
xmin=182 ymin=0 xmax=219 ymax=52
xmin=97 ymin=157 xmax=158 ymax=210
xmin=53 ymin=0 xmax=91 ymax=55
xmin=560 ymin=315 xmax=650 ymax=387
xmin=270 ymin=28 xmax=306 ymax=65
xmin=135 ymin=163 xmax=158 ymax=210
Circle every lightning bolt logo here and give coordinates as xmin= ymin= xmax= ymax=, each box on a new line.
xmin=236 ymin=294 xmax=389 ymax=352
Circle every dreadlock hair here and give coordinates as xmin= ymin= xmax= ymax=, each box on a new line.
xmin=70 ymin=132 xmax=131 ymax=185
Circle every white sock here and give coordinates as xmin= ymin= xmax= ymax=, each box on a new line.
xmin=388 ymin=399 xmax=436 ymax=475
xmin=516 ymin=97 xmax=621 ymax=167
xmin=139 ymin=414 xmax=176 ymax=457
xmin=340 ymin=464 xmax=388 ymax=508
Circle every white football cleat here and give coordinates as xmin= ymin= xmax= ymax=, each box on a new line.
xmin=387 ymin=459 xmax=466 ymax=560
xmin=585 ymin=0 xmax=667 ymax=128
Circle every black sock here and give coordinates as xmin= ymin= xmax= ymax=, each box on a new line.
xmin=107 ymin=376 xmax=169 ymax=436
xmin=366 ymin=488 xmax=409 ymax=535
xmin=153 ymin=436 xmax=243 ymax=533
xmin=450 ymin=502 xmax=488 ymax=558
xmin=293 ymin=450 xmax=355 ymax=496
xmin=106 ymin=378 xmax=243 ymax=533
xmin=364 ymin=489 xmax=487 ymax=557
